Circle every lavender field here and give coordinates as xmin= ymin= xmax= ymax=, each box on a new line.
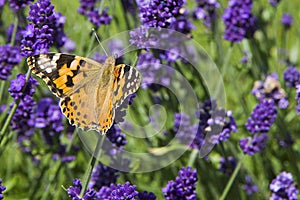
xmin=0 ymin=0 xmax=299 ymax=199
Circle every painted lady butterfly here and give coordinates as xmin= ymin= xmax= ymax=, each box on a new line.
xmin=27 ymin=53 xmax=141 ymax=134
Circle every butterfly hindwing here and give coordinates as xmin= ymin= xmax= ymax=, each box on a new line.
xmin=112 ymin=64 xmax=141 ymax=108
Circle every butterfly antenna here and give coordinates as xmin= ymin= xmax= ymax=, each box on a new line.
xmin=92 ymin=28 xmax=108 ymax=56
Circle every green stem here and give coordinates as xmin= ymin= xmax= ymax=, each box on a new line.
xmin=10 ymin=16 xmax=19 ymax=46
xmin=0 ymin=69 xmax=32 ymax=145
xmin=80 ymin=134 xmax=106 ymax=197
xmin=221 ymin=45 xmax=233 ymax=76
xmin=219 ymin=154 xmax=244 ymax=200
xmin=187 ymin=149 xmax=198 ymax=167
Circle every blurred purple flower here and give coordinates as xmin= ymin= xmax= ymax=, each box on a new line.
xmin=162 ymin=167 xmax=198 ymax=200
xmin=138 ymin=191 xmax=157 ymax=200
xmin=283 ymin=66 xmax=300 ymax=87
xmin=88 ymin=163 xmax=119 ymax=190
xmin=0 ymin=179 xmax=6 ymax=200
xmin=269 ymin=0 xmax=281 ymax=7
xmin=270 ymin=171 xmax=298 ymax=200
xmin=242 ymin=175 xmax=258 ymax=195
xmin=219 ymin=156 xmax=237 ymax=176
xmin=6 ymin=24 xmax=23 ymax=44
xmin=241 ymin=51 xmax=249 ymax=64
xmin=121 ymin=0 xmax=136 ymax=15
xmin=138 ymin=0 xmax=185 ymax=29
xmin=21 ymin=0 xmax=70 ymax=56
xmin=252 ymin=73 xmax=288 ymax=109
xmin=195 ymin=99 xmax=237 ymax=148
xmin=0 ymin=44 xmax=22 ymax=80
xmin=8 ymin=73 xmax=38 ymax=100
xmin=136 ymin=52 xmax=171 ymax=89
xmin=35 ymin=98 xmax=64 ymax=134
xmin=281 ymin=13 xmax=293 ymax=29
xmin=129 ymin=26 xmax=158 ymax=49
xmin=78 ymin=0 xmax=112 ymax=27
xmin=7 ymin=0 xmax=33 ymax=10
xmin=67 ymin=178 xmax=97 ymax=200
xmin=173 ymin=112 xmax=198 ymax=147
xmin=193 ymin=0 xmax=220 ymax=27
xmin=222 ymin=0 xmax=256 ymax=42
xmin=245 ymin=99 xmax=277 ymax=134
xmin=106 ymin=124 xmax=127 ymax=147
xmin=277 ymin=131 xmax=294 ymax=148
xmin=239 ymin=133 xmax=268 ymax=155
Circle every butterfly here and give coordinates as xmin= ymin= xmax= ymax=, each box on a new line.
xmin=27 ymin=53 xmax=141 ymax=135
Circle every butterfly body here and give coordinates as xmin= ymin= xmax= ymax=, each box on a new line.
xmin=27 ymin=53 xmax=141 ymax=134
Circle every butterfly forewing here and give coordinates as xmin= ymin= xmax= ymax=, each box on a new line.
xmin=27 ymin=53 xmax=141 ymax=134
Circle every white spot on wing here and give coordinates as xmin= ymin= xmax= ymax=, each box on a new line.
xmin=45 ymin=67 xmax=52 ymax=73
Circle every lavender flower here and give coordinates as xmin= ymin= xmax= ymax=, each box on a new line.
xmin=245 ymin=99 xmax=277 ymax=134
xmin=8 ymin=74 xmax=38 ymax=147
xmin=222 ymin=0 xmax=256 ymax=42
xmin=0 ymin=179 xmax=6 ymax=200
xmin=110 ymin=182 xmax=139 ymax=199
xmin=136 ymin=52 xmax=172 ymax=89
xmin=88 ymin=163 xmax=119 ymax=190
xmin=138 ymin=0 xmax=185 ymax=28
xmin=173 ymin=112 xmax=198 ymax=147
xmin=21 ymin=0 xmax=69 ymax=56
xmin=239 ymin=133 xmax=268 ymax=155
xmin=269 ymin=0 xmax=281 ymax=7
xmin=277 ymin=131 xmax=294 ymax=148
xmin=283 ymin=66 xmax=300 ymax=87
xmin=242 ymin=175 xmax=258 ymax=195
xmin=162 ymin=167 xmax=197 ymax=200
xmin=138 ymin=191 xmax=157 ymax=200
xmin=193 ymin=0 xmax=220 ymax=27
xmin=281 ymin=13 xmax=293 ymax=29
xmin=219 ymin=157 xmax=237 ymax=176
xmin=8 ymin=0 xmax=33 ymax=10
xmin=252 ymin=74 xmax=288 ymax=109
xmin=6 ymin=24 xmax=22 ymax=44
xmin=0 ymin=44 xmax=22 ymax=80
xmin=78 ymin=0 xmax=112 ymax=27
xmin=67 ymin=178 xmax=97 ymax=200
xmin=35 ymin=98 xmax=64 ymax=136
xmin=241 ymin=51 xmax=249 ymax=64
xmin=196 ymin=99 xmax=237 ymax=148
xmin=106 ymin=124 xmax=127 ymax=147
xmin=270 ymin=171 xmax=298 ymax=200
xmin=129 ymin=26 xmax=158 ymax=49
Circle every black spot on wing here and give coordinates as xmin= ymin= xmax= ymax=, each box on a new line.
xmin=66 ymin=75 xmax=74 ymax=87
xmin=55 ymin=54 xmax=76 ymax=69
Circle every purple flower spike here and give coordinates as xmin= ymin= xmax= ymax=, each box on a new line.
xmin=88 ymin=163 xmax=119 ymax=190
xmin=138 ymin=0 xmax=185 ymax=29
xmin=245 ymin=99 xmax=277 ymax=134
xmin=67 ymin=178 xmax=97 ymax=200
xmin=8 ymin=0 xmax=33 ymax=10
xmin=281 ymin=13 xmax=293 ymax=29
xmin=0 ymin=45 xmax=22 ymax=80
xmin=21 ymin=0 xmax=70 ymax=56
xmin=110 ymin=182 xmax=139 ymax=199
xmin=270 ymin=171 xmax=298 ymax=200
xmin=222 ymin=0 xmax=256 ymax=42
xmin=239 ymin=133 xmax=268 ymax=155
xmin=193 ymin=0 xmax=220 ymax=27
xmin=283 ymin=66 xmax=300 ymax=87
xmin=162 ymin=167 xmax=198 ymax=200
xmin=242 ymin=175 xmax=258 ymax=195
xmin=0 ymin=179 xmax=6 ymax=200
